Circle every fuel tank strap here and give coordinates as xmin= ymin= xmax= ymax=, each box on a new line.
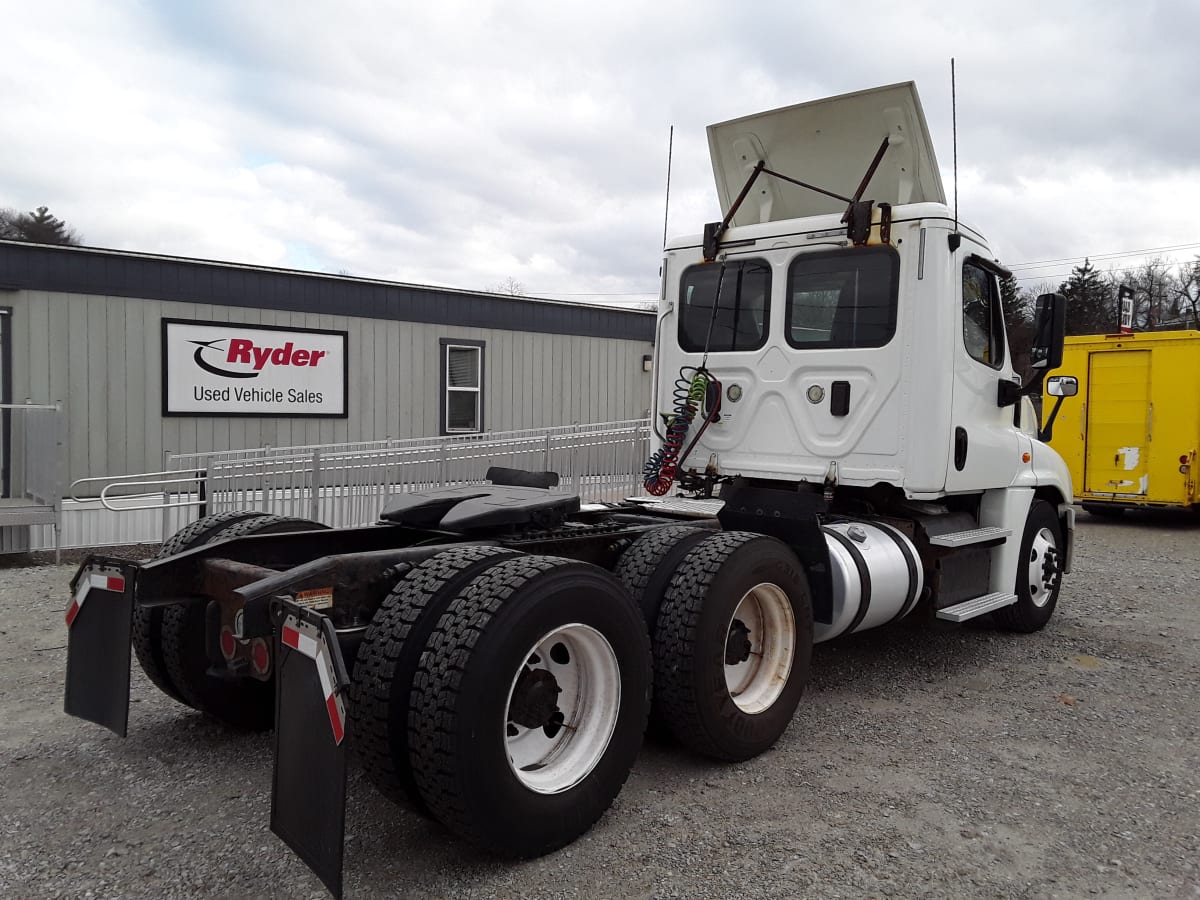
xmin=822 ymin=526 xmax=872 ymax=638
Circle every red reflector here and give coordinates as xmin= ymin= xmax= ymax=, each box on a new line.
xmin=65 ymin=600 xmax=81 ymax=627
xmin=252 ymin=639 xmax=270 ymax=675
xmin=1182 ymin=455 xmax=1190 ymax=465
xmin=326 ymin=693 xmax=345 ymax=744
xmin=105 ymin=576 xmax=126 ymax=592
xmin=281 ymin=624 xmax=302 ymax=650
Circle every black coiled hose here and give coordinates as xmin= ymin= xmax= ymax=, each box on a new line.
xmin=643 ymin=367 xmax=715 ymax=495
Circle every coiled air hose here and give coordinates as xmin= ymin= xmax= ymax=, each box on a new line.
xmin=643 ymin=366 xmax=719 ymax=496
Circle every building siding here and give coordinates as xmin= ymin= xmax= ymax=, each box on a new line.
xmin=9 ymin=289 xmax=653 ymax=489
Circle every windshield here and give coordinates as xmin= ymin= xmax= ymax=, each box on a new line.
xmin=678 ymin=260 xmax=770 ymax=353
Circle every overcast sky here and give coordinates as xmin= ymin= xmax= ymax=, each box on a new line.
xmin=4 ymin=1 xmax=1198 ymax=306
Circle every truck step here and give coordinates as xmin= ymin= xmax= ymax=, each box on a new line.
xmin=928 ymin=526 xmax=1010 ymax=548
xmin=935 ymin=592 xmax=1018 ymax=622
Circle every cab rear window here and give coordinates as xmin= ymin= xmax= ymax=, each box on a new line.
xmin=785 ymin=247 xmax=899 ymax=349
xmin=678 ymin=260 xmax=770 ymax=353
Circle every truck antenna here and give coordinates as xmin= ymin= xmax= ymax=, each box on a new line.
xmin=662 ymin=125 xmax=674 ymax=250
xmin=949 ymin=58 xmax=961 ymax=251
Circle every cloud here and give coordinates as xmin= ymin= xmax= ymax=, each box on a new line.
xmin=2 ymin=0 xmax=1198 ymax=302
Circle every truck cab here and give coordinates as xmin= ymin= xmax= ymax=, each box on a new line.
xmin=649 ymin=82 xmax=1074 ymax=623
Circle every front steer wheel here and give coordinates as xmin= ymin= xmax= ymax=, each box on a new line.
xmin=993 ymin=499 xmax=1063 ymax=633
xmin=407 ymin=555 xmax=652 ymax=857
xmin=653 ymin=531 xmax=813 ymax=761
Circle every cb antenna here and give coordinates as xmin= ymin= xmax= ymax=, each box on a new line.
xmin=662 ymin=125 xmax=674 ymax=250
xmin=949 ymin=58 xmax=961 ymax=251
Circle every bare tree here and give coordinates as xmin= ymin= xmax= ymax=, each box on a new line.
xmin=1172 ymin=257 xmax=1200 ymax=330
xmin=489 ymin=276 xmax=525 ymax=296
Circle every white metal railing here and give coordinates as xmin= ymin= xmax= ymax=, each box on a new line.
xmin=71 ymin=419 xmax=653 ymax=539
xmin=0 ymin=403 xmax=66 ymax=556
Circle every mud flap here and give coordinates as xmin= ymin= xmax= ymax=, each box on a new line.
xmin=63 ymin=557 xmax=138 ymax=737
xmin=270 ymin=599 xmax=350 ymax=900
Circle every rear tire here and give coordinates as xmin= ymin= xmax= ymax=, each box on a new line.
xmin=351 ymin=545 xmax=519 ymax=807
xmin=132 ymin=511 xmax=270 ymax=705
xmin=408 ymin=556 xmax=651 ymax=857
xmin=993 ymin=499 xmax=1063 ymax=633
xmin=160 ymin=515 xmax=327 ymax=729
xmin=614 ymin=525 xmax=711 ymax=632
xmin=653 ymin=531 xmax=813 ymax=761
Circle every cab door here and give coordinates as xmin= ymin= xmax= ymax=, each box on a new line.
xmin=943 ymin=253 xmax=1021 ymax=492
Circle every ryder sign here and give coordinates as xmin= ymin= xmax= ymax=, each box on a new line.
xmin=163 ymin=319 xmax=348 ymax=417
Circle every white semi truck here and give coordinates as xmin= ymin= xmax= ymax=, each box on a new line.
xmin=63 ymin=82 xmax=1074 ymax=898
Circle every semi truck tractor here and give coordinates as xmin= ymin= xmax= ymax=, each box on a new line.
xmin=63 ymin=82 xmax=1074 ymax=898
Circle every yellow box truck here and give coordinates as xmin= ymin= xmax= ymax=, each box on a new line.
xmin=1047 ymin=330 xmax=1200 ymax=516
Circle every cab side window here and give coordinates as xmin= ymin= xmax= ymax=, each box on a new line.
xmin=962 ymin=261 xmax=1005 ymax=369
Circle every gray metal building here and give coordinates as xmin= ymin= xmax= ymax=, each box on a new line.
xmin=0 ymin=241 xmax=655 ymax=493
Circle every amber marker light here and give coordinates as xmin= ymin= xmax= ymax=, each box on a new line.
xmin=1022 ymin=452 xmax=1031 ymax=463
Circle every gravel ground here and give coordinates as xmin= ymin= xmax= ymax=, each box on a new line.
xmin=1 ymin=513 xmax=1198 ymax=899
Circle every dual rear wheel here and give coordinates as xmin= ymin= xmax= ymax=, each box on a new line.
xmin=353 ymin=532 xmax=813 ymax=856
xmin=353 ymin=550 xmax=651 ymax=856
xmin=132 ymin=511 xmax=327 ymax=729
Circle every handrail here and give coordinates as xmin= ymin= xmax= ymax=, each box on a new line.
xmin=98 ymin=476 xmax=208 ymax=512
xmin=70 ymin=469 xmax=204 ymax=504
xmin=73 ymin=418 xmax=652 ymax=518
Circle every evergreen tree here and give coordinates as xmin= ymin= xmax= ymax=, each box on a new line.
xmin=1059 ymin=258 xmax=1113 ymax=335
xmin=998 ymin=271 xmax=1030 ymax=327
xmin=0 ymin=206 xmax=82 ymax=245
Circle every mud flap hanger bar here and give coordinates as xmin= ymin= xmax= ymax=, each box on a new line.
xmin=270 ymin=597 xmax=352 ymax=900
xmin=702 ymin=136 xmax=890 ymax=261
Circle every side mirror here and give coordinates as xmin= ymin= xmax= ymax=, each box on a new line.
xmin=1045 ymin=375 xmax=1078 ymax=398
xmin=1039 ymin=373 xmax=1078 ymax=443
xmin=1030 ymin=292 xmax=1067 ymax=372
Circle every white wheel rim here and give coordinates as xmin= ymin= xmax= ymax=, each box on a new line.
xmin=1027 ymin=527 xmax=1059 ymax=608
xmin=724 ymin=582 xmax=795 ymax=714
xmin=504 ymin=623 xmax=621 ymax=795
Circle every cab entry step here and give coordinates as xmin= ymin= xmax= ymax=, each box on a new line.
xmin=935 ymin=592 xmax=1018 ymax=622
xmin=928 ymin=526 xmax=1010 ymax=548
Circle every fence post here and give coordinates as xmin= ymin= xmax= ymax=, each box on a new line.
xmin=439 ymin=438 xmax=448 ymax=487
xmin=310 ymin=448 xmax=322 ymax=523
xmin=570 ymin=423 xmax=580 ymax=496
xmin=161 ymin=449 xmax=172 ymax=542
xmin=198 ymin=467 xmax=208 ymax=519
xmin=543 ymin=432 xmax=552 ymax=472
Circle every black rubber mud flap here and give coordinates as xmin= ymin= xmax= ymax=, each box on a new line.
xmin=270 ymin=600 xmax=350 ymax=900
xmin=63 ymin=557 xmax=139 ymax=737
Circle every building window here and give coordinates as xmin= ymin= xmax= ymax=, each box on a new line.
xmin=962 ymin=261 xmax=1005 ymax=369
xmin=441 ymin=339 xmax=484 ymax=433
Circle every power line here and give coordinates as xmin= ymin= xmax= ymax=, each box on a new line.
xmin=1007 ymin=241 xmax=1200 ymax=271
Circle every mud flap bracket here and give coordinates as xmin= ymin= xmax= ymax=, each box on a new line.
xmin=270 ymin=598 xmax=350 ymax=900
xmin=63 ymin=557 xmax=139 ymax=737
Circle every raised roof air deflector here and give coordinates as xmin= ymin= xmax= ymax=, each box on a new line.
xmin=707 ymin=82 xmax=946 ymax=226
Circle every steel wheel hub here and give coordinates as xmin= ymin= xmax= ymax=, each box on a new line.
xmin=1028 ymin=527 xmax=1060 ymax=607
xmin=723 ymin=582 xmax=795 ymax=714
xmin=504 ymin=623 xmax=621 ymax=795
